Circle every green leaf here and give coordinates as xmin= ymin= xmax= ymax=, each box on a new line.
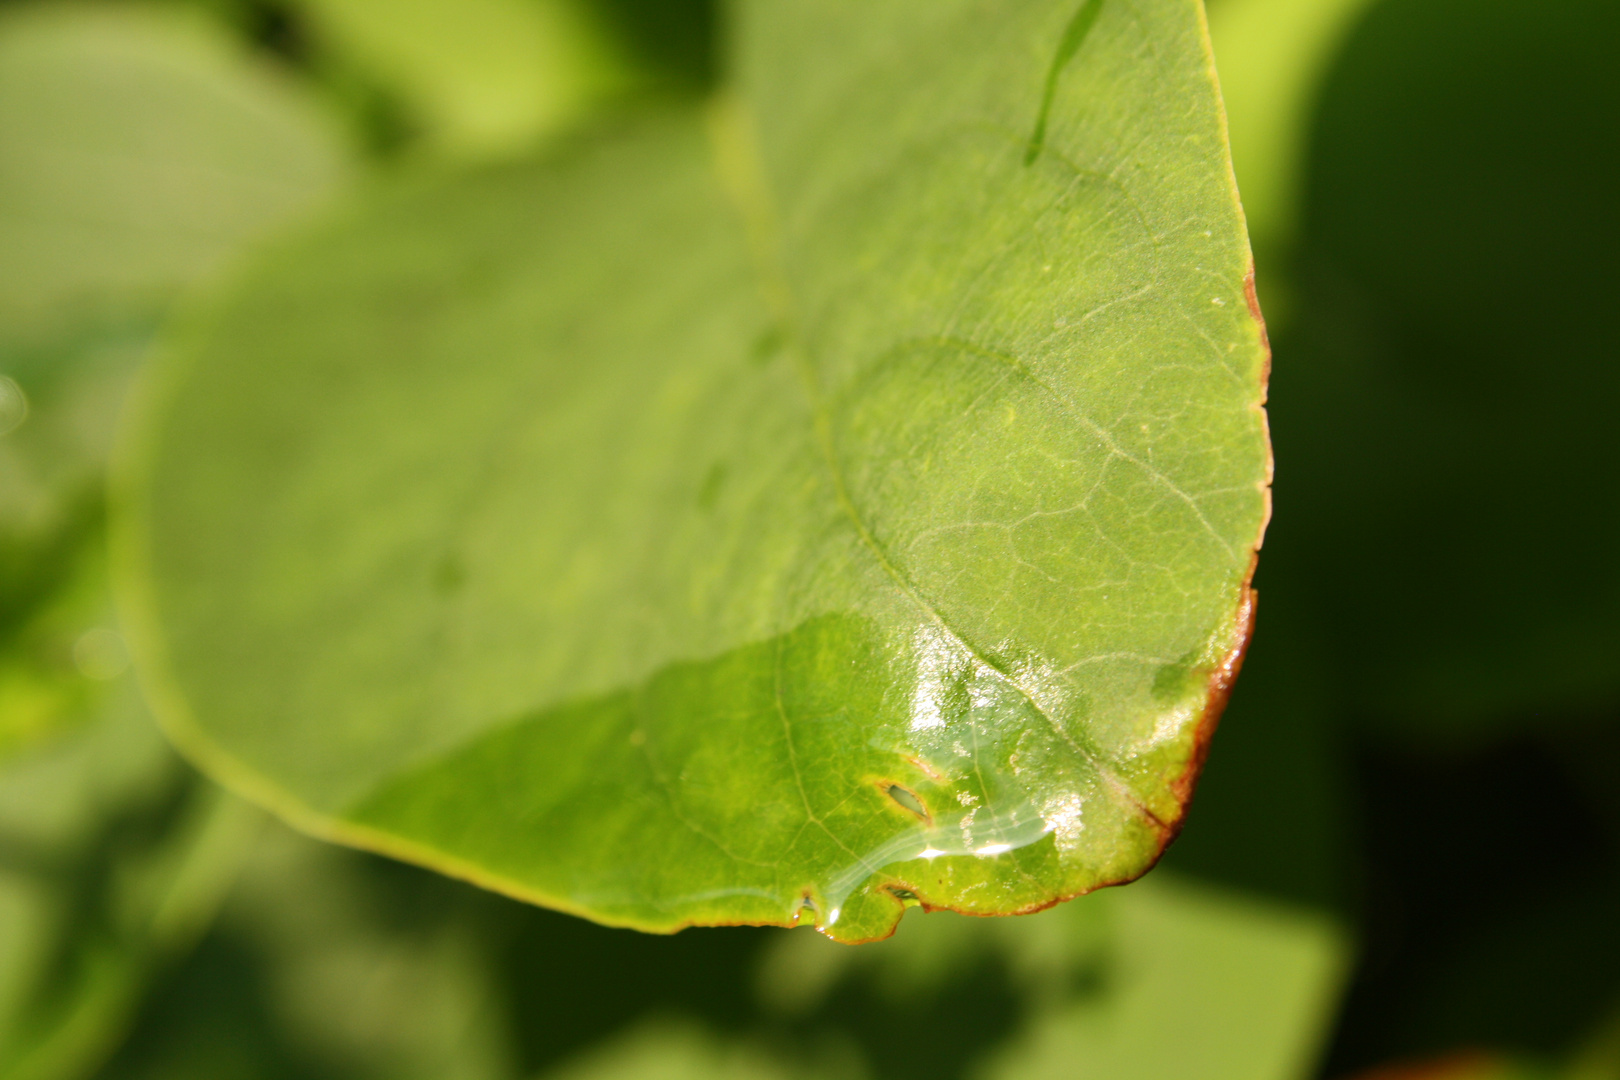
xmin=0 ymin=701 xmax=261 ymax=1080
xmin=118 ymin=0 xmax=1270 ymax=942
xmin=0 ymin=0 xmax=354 ymax=747
xmin=537 ymin=1024 xmax=803 ymax=1080
xmin=206 ymin=822 xmax=517 ymax=1080
xmin=760 ymin=872 xmax=1346 ymax=1080
xmin=973 ymin=875 xmax=1345 ymax=1080
xmin=289 ymin=0 xmax=630 ymax=158
xmin=1207 ymin=0 xmax=1375 ymax=252
xmin=0 ymin=3 xmax=352 ymax=346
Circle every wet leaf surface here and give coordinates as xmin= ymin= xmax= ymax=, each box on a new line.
xmin=118 ymin=0 xmax=1269 ymax=941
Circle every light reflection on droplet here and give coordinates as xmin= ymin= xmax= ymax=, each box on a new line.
xmin=918 ymin=847 xmax=946 ymax=860
xmin=1042 ymin=791 xmax=1086 ymax=849
xmin=907 ymin=624 xmax=957 ymax=732
xmin=1149 ymin=701 xmax=1196 ymax=747
xmin=975 ymin=843 xmax=1013 ymax=856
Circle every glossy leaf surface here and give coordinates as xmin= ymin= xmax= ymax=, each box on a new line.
xmin=119 ymin=0 xmax=1270 ymax=941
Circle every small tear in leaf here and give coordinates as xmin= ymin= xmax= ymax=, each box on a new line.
xmin=885 ymin=783 xmax=930 ymax=821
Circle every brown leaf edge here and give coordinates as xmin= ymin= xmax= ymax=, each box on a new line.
xmin=837 ymin=263 xmax=1274 ymax=942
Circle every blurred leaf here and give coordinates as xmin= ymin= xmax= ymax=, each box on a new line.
xmin=94 ymin=851 xmax=1343 ymax=1080
xmin=538 ymin=1024 xmax=800 ymax=1080
xmin=118 ymin=0 xmax=1270 ymax=942
xmin=289 ymin=0 xmax=630 ymax=158
xmin=0 ymin=7 xmax=358 ymax=1074
xmin=216 ymin=824 xmax=514 ymax=1080
xmin=96 ymin=816 xmax=521 ymax=1080
xmin=760 ymin=872 xmax=1347 ymax=1080
xmin=1568 ymin=1003 xmax=1620 ymax=1080
xmin=0 ymin=2 xmax=352 ymax=344
xmin=974 ymin=874 xmax=1345 ymax=1080
xmin=1278 ymin=0 xmax=1620 ymax=738
xmin=0 ymin=700 xmax=261 ymax=1080
xmin=1207 ymin=0 xmax=1374 ymax=254
xmin=584 ymin=0 xmax=715 ymax=91
xmin=0 ymin=0 xmax=354 ymax=752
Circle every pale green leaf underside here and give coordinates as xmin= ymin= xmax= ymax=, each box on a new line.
xmin=119 ymin=0 xmax=1269 ymax=942
xmin=0 ymin=3 xmax=350 ymax=338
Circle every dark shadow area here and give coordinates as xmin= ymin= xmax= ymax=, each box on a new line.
xmin=1323 ymin=732 xmax=1620 ymax=1073
xmin=1245 ymin=0 xmax=1620 ymax=1070
xmin=100 ymin=934 xmax=336 ymax=1080
xmin=496 ymin=896 xmax=1024 ymax=1080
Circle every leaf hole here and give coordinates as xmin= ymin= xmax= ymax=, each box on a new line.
xmin=884 ymin=883 xmax=922 ymax=908
xmin=884 ymin=782 xmax=930 ymax=823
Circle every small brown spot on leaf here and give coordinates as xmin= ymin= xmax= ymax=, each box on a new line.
xmin=1244 ymin=270 xmax=1271 ymax=361
xmin=903 ymin=755 xmax=947 ymax=784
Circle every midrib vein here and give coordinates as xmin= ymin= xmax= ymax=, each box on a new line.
xmin=704 ymin=95 xmax=1170 ymax=836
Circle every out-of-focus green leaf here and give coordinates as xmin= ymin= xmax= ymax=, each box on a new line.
xmin=584 ymin=0 xmax=717 ymax=91
xmin=0 ymin=7 xmax=358 ymax=1073
xmin=977 ymin=877 xmax=1343 ymax=1080
xmin=290 ymin=0 xmax=630 ymax=158
xmin=0 ymin=700 xmax=261 ymax=1080
xmin=98 ymin=816 xmax=540 ymax=1080
xmin=538 ymin=1024 xmax=800 ymax=1080
xmin=0 ymin=3 xmax=351 ymax=344
xmin=0 ymin=378 xmax=23 ymax=438
xmin=1207 ymin=0 xmax=1374 ymax=254
xmin=0 ymin=0 xmax=354 ymax=754
xmin=1279 ymin=0 xmax=1620 ymax=739
xmin=119 ymin=0 xmax=1270 ymax=943
xmin=215 ymin=823 xmax=515 ymax=1080
xmin=1567 ymin=1003 xmax=1620 ymax=1080
xmin=760 ymin=872 xmax=1346 ymax=1080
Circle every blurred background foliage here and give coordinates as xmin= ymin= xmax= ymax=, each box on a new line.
xmin=0 ymin=0 xmax=1614 ymax=1077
